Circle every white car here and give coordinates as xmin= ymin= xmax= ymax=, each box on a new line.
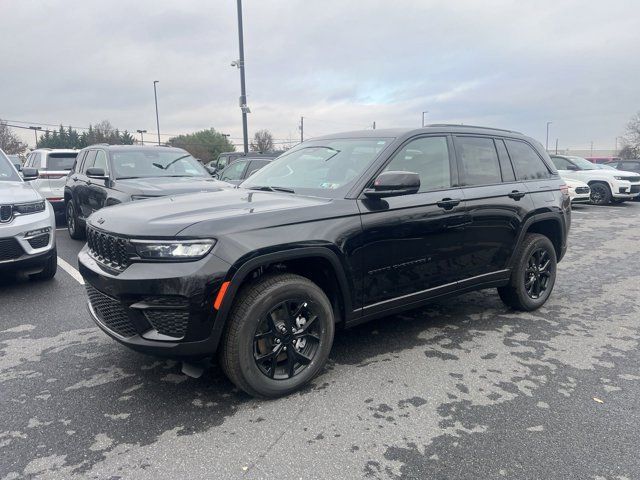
xmin=23 ymin=148 xmax=78 ymax=217
xmin=563 ymin=178 xmax=591 ymax=203
xmin=0 ymin=149 xmax=57 ymax=280
xmin=550 ymin=155 xmax=640 ymax=205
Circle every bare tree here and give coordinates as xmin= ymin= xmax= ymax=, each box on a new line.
xmin=0 ymin=121 xmax=28 ymax=154
xmin=622 ymin=112 xmax=640 ymax=158
xmin=250 ymin=129 xmax=275 ymax=153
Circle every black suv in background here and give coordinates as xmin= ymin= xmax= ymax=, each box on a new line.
xmin=216 ymin=156 xmax=273 ymax=185
xmin=78 ymin=126 xmax=570 ymax=398
xmin=64 ymin=145 xmax=230 ymax=239
xmin=205 ymin=151 xmax=281 ymax=176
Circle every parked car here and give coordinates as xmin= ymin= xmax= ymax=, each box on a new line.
xmin=549 ymin=155 xmax=640 ymax=204
xmin=24 ymin=149 xmax=78 ymax=217
xmin=216 ymin=157 xmax=273 ymax=185
xmin=64 ymin=145 xmax=231 ymax=240
xmin=585 ymin=156 xmax=620 ymax=164
xmin=0 ymin=149 xmax=57 ymax=280
xmin=205 ymin=151 xmax=281 ymax=176
xmin=606 ymin=159 xmax=640 ymax=174
xmin=78 ymin=125 xmax=570 ymax=398
xmin=564 ymin=178 xmax=590 ymax=203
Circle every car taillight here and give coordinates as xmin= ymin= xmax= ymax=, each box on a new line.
xmin=559 ymin=184 xmax=569 ymax=196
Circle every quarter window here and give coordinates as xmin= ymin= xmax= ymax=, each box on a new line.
xmin=495 ymin=139 xmax=515 ymax=182
xmin=454 ymin=136 xmax=502 ymax=186
xmin=507 ymin=140 xmax=551 ymax=180
xmin=383 ymin=136 xmax=451 ymax=192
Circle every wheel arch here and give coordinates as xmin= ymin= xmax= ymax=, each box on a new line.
xmin=511 ymin=214 xmax=566 ymax=267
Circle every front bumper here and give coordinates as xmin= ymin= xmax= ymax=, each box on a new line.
xmin=0 ymin=203 xmax=56 ymax=272
xmin=78 ymin=247 xmax=231 ymax=358
xmin=610 ymin=179 xmax=640 ymax=199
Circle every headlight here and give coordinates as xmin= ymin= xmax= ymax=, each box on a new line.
xmin=14 ymin=201 xmax=45 ymax=215
xmin=614 ymin=176 xmax=625 ymax=180
xmin=131 ymin=239 xmax=216 ymax=260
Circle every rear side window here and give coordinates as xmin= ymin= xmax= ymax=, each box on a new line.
xmin=46 ymin=152 xmax=77 ymax=171
xmin=383 ymin=136 xmax=451 ymax=192
xmin=93 ymin=150 xmax=109 ymax=174
xmin=495 ymin=139 xmax=515 ymax=182
xmin=31 ymin=153 xmax=42 ymax=169
xmin=454 ymin=136 xmax=502 ymax=186
xmin=247 ymin=160 xmax=270 ymax=177
xmin=82 ymin=150 xmax=97 ymax=173
xmin=506 ymin=140 xmax=551 ymax=180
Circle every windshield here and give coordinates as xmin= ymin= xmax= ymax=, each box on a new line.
xmin=47 ymin=153 xmax=77 ymax=171
xmin=567 ymin=156 xmax=597 ymax=170
xmin=111 ymin=150 xmax=209 ymax=179
xmin=241 ymin=138 xmax=391 ymax=196
xmin=0 ymin=152 xmax=21 ymax=182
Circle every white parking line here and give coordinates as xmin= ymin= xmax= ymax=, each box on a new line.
xmin=57 ymin=257 xmax=84 ymax=285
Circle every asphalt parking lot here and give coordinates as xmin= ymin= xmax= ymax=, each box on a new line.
xmin=1 ymin=202 xmax=640 ymax=479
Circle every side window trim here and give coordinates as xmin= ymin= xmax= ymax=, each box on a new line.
xmin=494 ymin=137 xmax=517 ymax=183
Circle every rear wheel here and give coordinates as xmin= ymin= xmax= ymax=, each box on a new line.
xmin=66 ymin=201 xmax=85 ymax=240
xmin=30 ymin=248 xmax=57 ymax=281
xmin=589 ymin=182 xmax=612 ymax=205
xmin=498 ymin=234 xmax=557 ymax=311
xmin=220 ymin=273 xmax=335 ymax=398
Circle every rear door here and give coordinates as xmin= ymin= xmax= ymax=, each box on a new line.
xmin=454 ymin=135 xmax=534 ymax=282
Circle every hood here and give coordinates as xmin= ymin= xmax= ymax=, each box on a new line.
xmin=561 ymin=177 xmax=589 ymax=188
xmin=0 ymin=181 xmax=42 ymax=203
xmin=115 ymin=176 xmax=231 ymax=196
xmin=88 ymin=188 xmax=333 ymax=237
xmin=561 ymin=168 xmax=638 ymax=180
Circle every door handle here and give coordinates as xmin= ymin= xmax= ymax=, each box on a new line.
xmin=508 ymin=190 xmax=526 ymax=200
xmin=436 ymin=198 xmax=461 ymax=210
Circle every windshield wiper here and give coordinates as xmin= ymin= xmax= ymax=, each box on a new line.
xmin=152 ymin=155 xmax=191 ymax=170
xmin=248 ymin=185 xmax=295 ymax=193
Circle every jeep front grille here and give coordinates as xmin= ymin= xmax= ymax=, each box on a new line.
xmin=86 ymin=226 xmax=130 ymax=271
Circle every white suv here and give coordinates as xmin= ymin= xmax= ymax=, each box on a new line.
xmin=24 ymin=149 xmax=78 ymax=217
xmin=0 ymin=149 xmax=57 ymax=280
xmin=550 ymin=155 xmax=640 ymax=205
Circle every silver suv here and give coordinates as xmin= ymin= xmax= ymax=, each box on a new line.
xmin=24 ymin=149 xmax=78 ymax=217
xmin=0 ymin=149 xmax=57 ymax=280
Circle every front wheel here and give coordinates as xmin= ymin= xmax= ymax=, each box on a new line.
xmin=589 ymin=182 xmax=612 ymax=205
xmin=220 ymin=273 xmax=335 ymax=398
xmin=498 ymin=233 xmax=557 ymax=311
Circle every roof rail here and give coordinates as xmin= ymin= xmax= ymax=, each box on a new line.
xmin=425 ymin=124 xmax=523 ymax=134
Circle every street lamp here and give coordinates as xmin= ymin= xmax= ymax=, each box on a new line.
xmin=28 ymin=126 xmax=43 ymax=148
xmin=233 ymin=0 xmax=250 ymax=154
xmin=545 ymin=121 xmax=552 ymax=151
xmin=615 ymin=136 xmax=625 ymax=154
xmin=153 ymin=81 xmax=161 ymax=145
xmin=136 ymin=129 xmax=147 ymax=146
xmin=422 ymin=111 xmax=429 ymax=127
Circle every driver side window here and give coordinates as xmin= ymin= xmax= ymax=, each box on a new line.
xmin=383 ymin=136 xmax=451 ymax=192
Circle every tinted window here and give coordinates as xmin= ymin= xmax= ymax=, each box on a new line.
xmin=82 ymin=150 xmax=97 ymax=173
xmin=550 ymin=156 xmax=573 ymax=170
xmin=31 ymin=153 xmax=42 ymax=169
xmin=383 ymin=136 xmax=451 ymax=192
xmin=220 ymin=160 xmax=248 ymax=181
xmin=507 ymin=140 xmax=551 ymax=180
xmin=46 ymin=152 xmax=77 ymax=171
xmin=454 ymin=136 xmax=502 ymax=186
xmin=93 ymin=150 xmax=109 ymax=174
xmin=495 ymin=139 xmax=515 ymax=182
xmin=247 ymin=160 xmax=270 ymax=177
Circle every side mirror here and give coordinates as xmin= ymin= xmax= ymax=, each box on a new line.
xmin=364 ymin=171 xmax=420 ymax=198
xmin=14 ymin=163 xmax=22 ymax=172
xmin=566 ymin=164 xmax=579 ymax=171
xmin=22 ymin=167 xmax=39 ymax=181
xmin=86 ymin=167 xmax=108 ymax=179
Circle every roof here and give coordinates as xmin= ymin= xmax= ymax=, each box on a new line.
xmin=313 ymin=124 xmax=525 ymax=141
xmin=83 ymin=144 xmax=184 ymax=151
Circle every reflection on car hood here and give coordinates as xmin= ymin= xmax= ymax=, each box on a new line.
xmin=561 ymin=177 xmax=589 ymax=188
xmin=0 ymin=181 xmax=42 ymax=203
xmin=116 ymin=176 xmax=231 ymax=195
xmin=88 ymin=188 xmax=332 ymax=237
xmin=561 ymin=169 xmax=639 ymax=180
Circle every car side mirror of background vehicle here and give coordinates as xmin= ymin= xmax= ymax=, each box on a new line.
xmin=86 ymin=167 xmax=108 ymax=179
xmin=14 ymin=163 xmax=22 ymax=172
xmin=566 ymin=164 xmax=579 ymax=171
xmin=363 ymin=171 xmax=420 ymax=199
xmin=22 ymin=167 xmax=38 ymax=181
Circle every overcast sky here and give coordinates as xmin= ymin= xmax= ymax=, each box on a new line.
xmin=2 ymin=0 xmax=639 ymax=151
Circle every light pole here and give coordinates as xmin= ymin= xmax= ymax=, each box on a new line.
xmin=136 ymin=129 xmax=147 ymax=146
xmin=28 ymin=126 xmax=42 ymax=148
xmin=545 ymin=121 xmax=552 ymax=151
xmin=234 ymin=0 xmax=250 ymax=154
xmin=153 ymin=81 xmax=161 ymax=145
xmin=615 ymin=136 xmax=624 ymax=154
xmin=422 ymin=111 xmax=429 ymax=127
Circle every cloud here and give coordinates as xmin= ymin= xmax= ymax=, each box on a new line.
xmin=1 ymin=0 xmax=639 ymax=150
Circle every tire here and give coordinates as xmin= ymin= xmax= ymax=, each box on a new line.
xmin=498 ymin=233 xmax=557 ymax=311
xmin=220 ymin=273 xmax=335 ymax=398
xmin=30 ymin=248 xmax=57 ymax=281
xmin=66 ymin=201 xmax=85 ymax=240
xmin=589 ymin=182 xmax=612 ymax=205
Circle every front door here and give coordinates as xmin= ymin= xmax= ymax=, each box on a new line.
xmin=358 ymin=135 xmax=469 ymax=313
xmin=86 ymin=150 xmax=110 ymax=213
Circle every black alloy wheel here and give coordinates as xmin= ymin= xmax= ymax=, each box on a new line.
xmin=253 ymin=299 xmax=322 ymax=380
xmin=66 ymin=201 xmax=85 ymax=240
xmin=589 ymin=183 xmax=611 ymax=205
xmin=524 ymin=248 xmax=552 ymax=299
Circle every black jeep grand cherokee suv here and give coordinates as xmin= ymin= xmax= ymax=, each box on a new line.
xmin=78 ymin=125 xmax=570 ymax=398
